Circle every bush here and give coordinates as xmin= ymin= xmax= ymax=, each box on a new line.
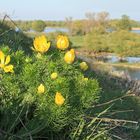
xmin=117 ymin=15 xmax=132 ymax=31
xmin=0 ymin=41 xmax=100 ymax=139
xmin=32 ymin=20 xmax=46 ymax=32
xmin=84 ymin=28 xmax=110 ymax=52
xmin=84 ymin=29 xmax=140 ymax=57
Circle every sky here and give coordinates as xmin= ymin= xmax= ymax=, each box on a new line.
xmin=0 ymin=0 xmax=140 ymax=21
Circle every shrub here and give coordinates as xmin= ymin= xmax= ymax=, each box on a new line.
xmin=0 ymin=38 xmax=100 ymax=139
xmin=84 ymin=29 xmax=140 ymax=57
xmin=84 ymin=29 xmax=110 ymax=52
xmin=32 ymin=20 xmax=46 ymax=32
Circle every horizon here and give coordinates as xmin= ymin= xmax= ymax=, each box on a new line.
xmin=0 ymin=0 xmax=140 ymax=21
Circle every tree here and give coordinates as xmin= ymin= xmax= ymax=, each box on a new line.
xmin=84 ymin=12 xmax=96 ymax=34
xmin=96 ymin=11 xmax=110 ymax=27
xmin=32 ymin=20 xmax=46 ymax=32
xmin=118 ymin=15 xmax=132 ymax=30
xmin=65 ymin=17 xmax=73 ymax=35
xmin=84 ymin=12 xmax=110 ymax=34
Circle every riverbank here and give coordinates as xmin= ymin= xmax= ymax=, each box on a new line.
xmin=132 ymin=27 xmax=140 ymax=31
xmin=76 ymin=50 xmax=140 ymax=69
xmin=79 ymin=52 xmax=140 ymax=139
xmin=86 ymin=60 xmax=140 ymax=139
xmin=93 ymin=61 xmax=140 ymax=69
xmin=109 ymin=62 xmax=140 ymax=69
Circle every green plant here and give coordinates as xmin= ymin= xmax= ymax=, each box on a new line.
xmin=84 ymin=29 xmax=140 ymax=57
xmin=0 ymin=43 xmax=100 ymax=139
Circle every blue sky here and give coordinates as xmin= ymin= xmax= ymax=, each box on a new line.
xmin=0 ymin=0 xmax=140 ymax=20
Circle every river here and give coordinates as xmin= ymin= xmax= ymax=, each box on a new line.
xmin=113 ymin=66 xmax=140 ymax=80
xmin=107 ymin=55 xmax=140 ymax=80
xmin=78 ymin=55 xmax=140 ymax=80
xmin=131 ymin=30 xmax=140 ymax=34
xmin=44 ymin=27 xmax=69 ymax=33
xmin=105 ymin=55 xmax=140 ymax=80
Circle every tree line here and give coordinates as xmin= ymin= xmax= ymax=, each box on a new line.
xmin=1 ymin=11 xmax=140 ymax=33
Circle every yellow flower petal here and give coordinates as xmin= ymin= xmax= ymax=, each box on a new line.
xmin=64 ymin=49 xmax=75 ymax=64
xmin=33 ymin=35 xmax=51 ymax=54
xmin=43 ymin=42 xmax=51 ymax=53
xmin=55 ymin=92 xmax=65 ymax=106
xmin=0 ymin=51 xmax=5 ymax=64
xmin=51 ymin=72 xmax=58 ymax=80
xmin=37 ymin=84 xmax=45 ymax=94
xmin=5 ymin=55 xmax=10 ymax=65
xmin=0 ymin=64 xmax=4 ymax=68
xmin=3 ymin=65 xmax=14 ymax=73
xmin=0 ymin=51 xmax=14 ymax=73
xmin=80 ymin=62 xmax=88 ymax=71
xmin=56 ymin=35 xmax=69 ymax=50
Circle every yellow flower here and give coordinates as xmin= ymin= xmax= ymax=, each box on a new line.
xmin=84 ymin=77 xmax=88 ymax=81
xmin=0 ymin=51 xmax=14 ymax=73
xmin=37 ymin=84 xmax=45 ymax=94
xmin=80 ymin=62 xmax=88 ymax=71
xmin=55 ymin=92 xmax=65 ymax=106
xmin=51 ymin=72 xmax=58 ymax=80
xmin=33 ymin=35 xmax=51 ymax=54
xmin=64 ymin=49 xmax=75 ymax=64
xmin=56 ymin=35 xmax=69 ymax=50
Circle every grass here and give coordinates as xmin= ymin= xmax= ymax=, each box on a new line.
xmin=87 ymin=69 xmax=140 ymax=139
xmin=96 ymin=74 xmax=140 ymax=140
xmin=76 ymin=50 xmax=140 ymax=139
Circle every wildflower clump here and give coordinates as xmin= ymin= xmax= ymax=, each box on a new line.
xmin=0 ymin=34 xmax=100 ymax=139
xmin=0 ymin=50 xmax=14 ymax=73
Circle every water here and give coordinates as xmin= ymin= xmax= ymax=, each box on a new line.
xmin=44 ymin=27 xmax=69 ymax=33
xmin=106 ymin=55 xmax=140 ymax=63
xmin=131 ymin=30 xmax=140 ymax=34
xmin=27 ymin=27 xmax=69 ymax=33
xmin=78 ymin=55 xmax=140 ymax=80
xmin=102 ymin=55 xmax=140 ymax=80
xmin=113 ymin=66 xmax=140 ymax=80
xmin=107 ymin=29 xmax=140 ymax=34
xmin=26 ymin=28 xmax=140 ymax=34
